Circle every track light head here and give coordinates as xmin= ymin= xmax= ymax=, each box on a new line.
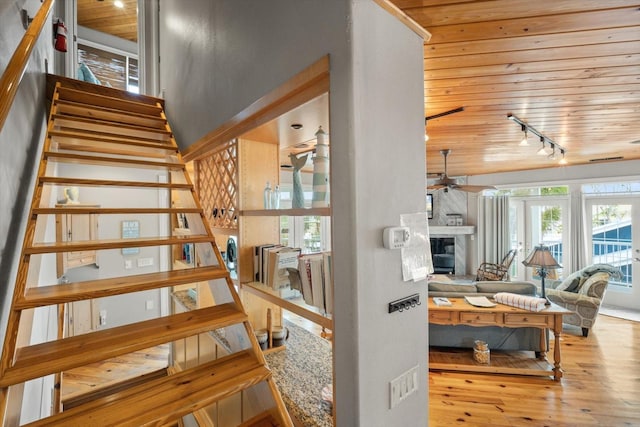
xmin=508 ymin=114 xmax=567 ymax=163
xmin=519 ymin=125 xmax=529 ymax=146
xmin=559 ymin=149 xmax=568 ymax=165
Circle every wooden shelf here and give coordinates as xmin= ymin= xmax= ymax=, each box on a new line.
xmin=241 ymin=207 xmax=331 ymax=217
xmin=429 ymin=347 xmax=555 ymax=378
xmin=241 ymin=282 xmax=332 ymax=330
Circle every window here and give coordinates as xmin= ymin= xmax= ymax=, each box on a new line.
xmin=278 ymin=183 xmax=331 ymax=253
xmin=77 ymin=43 xmax=139 ymax=93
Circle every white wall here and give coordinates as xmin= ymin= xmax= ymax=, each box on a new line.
xmin=56 ymin=164 xmax=164 ymax=329
xmin=159 ymin=0 xmax=428 ymax=425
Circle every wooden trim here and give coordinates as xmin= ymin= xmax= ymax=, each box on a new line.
xmin=241 ymin=208 xmax=331 ymax=217
xmin=46 ymin=74 xmax=164 ymax=108
xmin=33 ymin=207 xmax=202 ymax=215
xmin=39 ymin=176 xmax=192 ymax=190
xmin=0 ymin=303 xmax=246 ymax=387
xmin=18 ymin=266 xmax=229 ymax=309
xmin=241 ymin=282 xmax=333 ymax=330
xmin=182 ymin=56 xmax=330 ymax=162
xmin=26 ymin=235 xmax=215 ymax=255
xmin=0 ymin=0 xmax=55 ymax=133
xmin=373 ymin=0 xmax=432 ymax=42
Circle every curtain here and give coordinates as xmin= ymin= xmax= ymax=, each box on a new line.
xmin=569 ymin=189 xmax=587 ymax=272
xmin=477 ymin=195 xmax=510 ymax=266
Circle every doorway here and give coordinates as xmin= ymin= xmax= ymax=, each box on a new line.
xmin=585 ymin=197 xmax=640 ymax=309
xmin=64 ymin=0 xmax=142 ymax=92
xmin=512 ymin=197 xmax=569 ymax=281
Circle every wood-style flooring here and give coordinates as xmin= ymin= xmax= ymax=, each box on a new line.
xmin=60 ymin=313 xmax=639 ymax=426
xmin=429 ymin=315 xmax=640 ymax=426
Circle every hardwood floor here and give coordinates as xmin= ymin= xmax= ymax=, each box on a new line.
xmin=429 ymin=315 xmax=640 ymax=426
xmin=59 ymin=313 xmax=638 ymax=426
xmin=61 ymin=344 xmax=169 ymax=404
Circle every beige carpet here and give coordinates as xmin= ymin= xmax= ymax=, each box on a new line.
xmin=599 ymin=305 xmax=640 ymax=322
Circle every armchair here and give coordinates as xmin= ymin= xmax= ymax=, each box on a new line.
xmin=546 ymin=264 xmax=622 ymax=337
xmin=475 ymin=249 xmax=517 ymax=281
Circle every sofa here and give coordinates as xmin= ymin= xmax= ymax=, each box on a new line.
xmin=546 ymin=263 xmax=622 ymax=337
xmin=428 ymin=280 xmax=546 ymax=352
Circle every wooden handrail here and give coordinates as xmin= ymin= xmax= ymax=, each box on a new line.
xmin=0 ymin=0 xmax=55 ymax=133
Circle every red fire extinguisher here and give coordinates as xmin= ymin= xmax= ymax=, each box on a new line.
xmin=54 ymin=19 xmax=67 ymax=53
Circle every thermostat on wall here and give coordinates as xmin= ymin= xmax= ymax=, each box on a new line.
xmin=383 ymin=226 xmax=410 ymax=249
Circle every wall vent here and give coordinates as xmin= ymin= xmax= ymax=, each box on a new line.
xmin=589 ymin=156 xmax=624 ymax=162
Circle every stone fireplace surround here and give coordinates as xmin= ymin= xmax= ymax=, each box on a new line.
xmin=429 ymin=225 xmax=475 ymax=276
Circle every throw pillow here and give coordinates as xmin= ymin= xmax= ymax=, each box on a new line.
xmin=555 ymin=269 xmax=589 ymax=293
xmin=579 ymin=272 xmax=610 ymax=298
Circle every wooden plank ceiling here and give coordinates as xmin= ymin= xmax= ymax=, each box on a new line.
xmin=76 ymin=1 xmax=640 ymax=178
xmin=391 ymin=0 xmax=640 ymax=177
xmin=77 ymin=0 xmax=138 ymax=43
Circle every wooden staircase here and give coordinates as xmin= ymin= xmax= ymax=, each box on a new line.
xmin=0 ymin=76 xmax=291 ymax=426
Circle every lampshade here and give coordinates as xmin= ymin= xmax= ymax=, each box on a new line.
xmin=522 ymin=244 xmax=562 ymax=269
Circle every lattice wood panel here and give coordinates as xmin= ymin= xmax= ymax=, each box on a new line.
xmin=196 ymin=140 xmax=239 ymax=232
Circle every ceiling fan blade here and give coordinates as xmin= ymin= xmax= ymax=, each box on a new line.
xmin=455 ymin=184 xmax=497 ymax=193
xmin=427 ymin=184 xmax=447 ymax=191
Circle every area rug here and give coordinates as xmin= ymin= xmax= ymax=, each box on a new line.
xmin=263 ymin=320 xmax=333 ymax=427
xmin=599 ymin=305 xmax=640 ymax=322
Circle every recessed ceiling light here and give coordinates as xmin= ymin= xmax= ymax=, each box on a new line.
xmin=114 ymin=0 xmax=124 ymax=8
xmin=290 ymin=123 xmax=303 ymax=130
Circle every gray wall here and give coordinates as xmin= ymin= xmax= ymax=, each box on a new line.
xmin=0 ymin=0 xmax=53 ymax=355
xmin=159 ymin=1 xmax=428 ymax=425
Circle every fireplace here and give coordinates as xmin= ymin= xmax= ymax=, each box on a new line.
xmin=430 ymin=237 xmax=455 ymax=274
xmin=429 ymin=225 xmax=475 ymax=275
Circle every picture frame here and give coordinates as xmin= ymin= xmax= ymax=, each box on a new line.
xmin=426 ymin=193 xmax=433 ymax=219
xmin=121 ymin=220 xmax=140 ymax=255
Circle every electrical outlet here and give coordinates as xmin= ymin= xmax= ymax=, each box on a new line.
xmin=390 ymin=365 xmax=419 ymax=408
xmin=137 ymin=257 xmax=153 ymax=267
xmin=99 ymin=310 xmax=107 ymax=326
xmin=146 ymin=300 xmax=154 ymax=310
xmin=124 ymin=260 xmax=132 ymax=269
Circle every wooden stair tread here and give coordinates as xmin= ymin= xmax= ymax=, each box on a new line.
xmin=33 ymin=207 xmax=202 ymax=215
xmin=43 ymin=151 xmax=185 ymax=169
xmin=55 ymin=99 xmax=167 ymax=128
xmin=239 ymin=411 xmax=281 ymax=427
xmin=39 ymin=176 xmax=191 ymax=189
xmin=55 ymin=85 xmax=163 ymax=116
xmin=62 ymin=368 xmax=168 ymax=410
xmin=17 ymin=266 xmax=229 ymax=309
xmin=26 ymin=235 xmax=214 ymax=254
xmin=24 ymin=350 xmax=269 ymax=427
xmin=52 ymin=113 xmax=172 ymax=136
xmin=0 ymin=303 xmax=247 ymax=387
xmin=49 ymin=129 xmax=176 ymax=150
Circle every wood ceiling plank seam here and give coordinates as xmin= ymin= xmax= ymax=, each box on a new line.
xmin=423 ymin=41 xmax=640 ymax=71
xmin=424 ymin=27 xmax=640 ymax=58
xmin=421 ymin=7 xmax=640 ymax=44
xmin=425 ymin=77 xmax=640 ymax=95
xmin=405 ymin=1 xmax=639 ymax=27
xmin=424 ymin=54 xmax=640 ymax=80
xmin=425 ymin=84 xmax=640 ymax=103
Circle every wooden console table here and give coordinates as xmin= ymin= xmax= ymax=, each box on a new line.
xmin=428 ymin=298 xmax=572 ymax=381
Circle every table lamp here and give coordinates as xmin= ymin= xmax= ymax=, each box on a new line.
xmin=522 ymin=244 xmax=562 ymax=305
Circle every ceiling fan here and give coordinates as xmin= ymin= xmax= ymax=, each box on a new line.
xmin=427 ymin=149 xmax=496 ymax=193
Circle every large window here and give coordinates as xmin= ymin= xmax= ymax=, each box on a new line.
xmin=505 ymin=187 xmax=569 ymax=280
xmin=77 ymin=43 xmax=139 ymax=93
